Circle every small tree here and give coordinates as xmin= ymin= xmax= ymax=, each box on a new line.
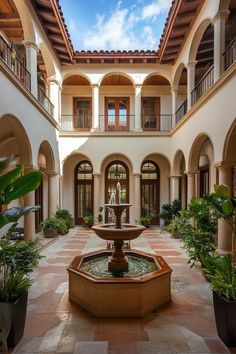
xmin=209 ymin=185 xmax=236 ymax=264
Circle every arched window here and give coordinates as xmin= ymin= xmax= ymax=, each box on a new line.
xmin=105 ymin=161 xmax=129 ymax=222
xmin=141 ymin=161 xmax=160 ymax=225
xmin=75 ymin=161 xmax=93 ymax=224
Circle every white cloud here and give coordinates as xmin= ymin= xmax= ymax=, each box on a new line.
xmin=141 ymin=0 xmax=172 ymax=20
xmin=82 ymin=6 xmax=157 ymax=50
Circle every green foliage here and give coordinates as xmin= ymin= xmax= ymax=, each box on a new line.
xmin=163 ymin=214 xmax=191 ymax=238
xmin=55 ymin=209 xmax=74 ymax=228
xmin=140 ymin=215 xmax=152 ymax=227
xmin=187 ymin=196 xmax=217 ymax=233
xmin=83 ymin=215 xmax=94 ymax=228
xmin=182 ymin=227 xmax=215 ymax=268
xmin=0 ymin=158 xmax=43 ymax=304
xmin=159 ymin=199 xmax=181 ymax=226
xmin=0 ymin=239 xmax=42 ymax=274
xmin=41 ymin=217 xmax=68 ymax=235
xmin=203 ymin=254 xmax=236 ymax=301
xmin=0 ymin=271 xmax=32 ymax=302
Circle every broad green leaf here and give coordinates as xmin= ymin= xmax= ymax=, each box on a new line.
xmin=0 ymin=213 xmax=8 ymax=228
xmin=4 ymin=171 xmax=42 ymax=204
xmin=222 ymin=199 xmax=233 ymax=216
xmin=214 ymin=184 xmax=230 ymax=199
xmin=0 ymin=165 xmax=23 ymax=196
xmin=3 ymin=206 xmax=41 ymax=222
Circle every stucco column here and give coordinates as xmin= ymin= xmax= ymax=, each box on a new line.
xmin=187 ymin=61 xmax=197 ymax=110
xmin=91 ymin=84 xmax=99 ymax=132
xmin=23 ymin=40 xmax=38 ymax=97
xmin=93 ymin=173 xmax=101 ymax=223
xmin=48 ymin=172 xmax=59 ymax=217
xmin=134 ymin=85 xmax=142 ymax=132
xmin=134 ymin=173 xmax=141 ymax=223
xmin=24 ymin=191 xmax=35 ymax=241
xmin=186 ymin=171 xmax=196 ymax=205
xmin=217 ymin=164 xmax=232 ymax=254
xmin=213 ymin=10 xmax=229 ymax=82
xmin=48 ymin=79 xmax=60 ymax=121
xmin=171 ymin=87 xmax=178 ymax=128
xmin=170 ymin=176 xmax=180 ymax=202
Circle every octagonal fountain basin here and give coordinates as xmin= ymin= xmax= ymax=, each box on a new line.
xmin=68 ymin=250 xmax=172 ymax=317
xmin=92 ymin=223 xmax=145 ymax=241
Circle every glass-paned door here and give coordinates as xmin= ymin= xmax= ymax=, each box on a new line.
xmin=200 ymin=167 xmax=209 ymax=197
xmin=105 ymin=97 xmax=129 ymax=131
xmin=105 ymin=161 xmax=129 ymax=222
xmin=142 ymin=97 xmax=160 ymax=130
xmin=75 ymin=161 xmax=93 ymax=224
xmin=73 ymin=97 xmax=91 ymax=130
xmin=141 ymin=161 xmax=160 ymax=224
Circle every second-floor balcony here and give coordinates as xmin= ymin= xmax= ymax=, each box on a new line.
xmin=60 ymin=114 xmax=172 ymax=133
xmin=38 ymin=86 xmax=54 ymax=116
xmin=0 ymin=35 xmax=31 ymax=91
xmin=191 ymin=65 xmax=214 ymax=106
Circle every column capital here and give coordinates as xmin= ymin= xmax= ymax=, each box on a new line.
xmin=212 ymin=10 xmax=230 ymax=24
xmin=47 ymin=170 xmax=59 ymax=176
xmin=24 ymin=165 xmax=39 ymax=172
xmin=213 ymin=162 xmax=234 ymax=170
xmin=91 ymin=83 xmax=99 ymax=88
xmin=169 ymin=175 xmax=181 ymax=180
xmin=171 ymin=86 xmax=178 ymax=93
xmin=133 ymin=172 xmax=141 ymax=177
xmin=187 ymin=60 xmax=198 ymax=69
xmin=185 ymin=170 xmax=198 ymax=177
xmin=93 ymin=172 xmax=101 ymax=177
xmin=135 ymin=84 xmax=142 ymax=89
xmin=23 ymin=40 xmax=38 ymax=51
xmin=47 ymin=78 xmax=60 ymax=86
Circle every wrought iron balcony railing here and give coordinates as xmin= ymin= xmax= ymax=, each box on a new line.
xmin=224 ymin=37 xmax=236 ymax=71
xmin=38 ymin=86 xmax=54 ymax=116
xmin=0 ymin=35 xmax=31 ymax=91
xmin=175 ymin=99 xmax=187 ymax=124
xmin=191 ymin=65 xmax=214 ymax=106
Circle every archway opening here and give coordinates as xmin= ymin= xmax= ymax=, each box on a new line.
xmin=105 ymin=161 xmax=129 ymax=222
xmin=62 ymin=75 xmax=92 ymax=132
xmin=101 ymin=74 xmax=133 ymax=131
xmin=142 ymin=74 xmax=171 ymax=131
xmin=223 ymin=120 xmax=236 ymax=197
xmin=74 ymin=161 xmax=93 ymax=225
xmin=141 ymin=161 xmax=160 ymax=225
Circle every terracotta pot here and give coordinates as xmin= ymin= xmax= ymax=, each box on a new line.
xmin=43 ymin=228 xmax=58 ymax=238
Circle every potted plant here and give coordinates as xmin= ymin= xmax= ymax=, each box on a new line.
xmin=140 ymin=215 xmax=151 ymax=227
xmin=55 ymin=209 xmax=75 ymax=229
xmin=83 ymin=215 xmax=94 ymax=229
xmin=0 ymin=157 xmax=42 ymax=351
xmin=204 ymin=184 xmax=236 ymax=347
xmin=41 ymin=217 xmax=59 ymax=238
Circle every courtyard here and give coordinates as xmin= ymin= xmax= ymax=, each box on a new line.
xmin=12 ymin=228 xmax=235 ymax=354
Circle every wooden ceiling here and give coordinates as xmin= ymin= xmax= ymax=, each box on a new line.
xmin=0 ymin=0 xmax=23 ymax=42
xmin=101 ymin=75 xmax=133 ymax=86
xmin=63 ymin=75 xmax=90 ymax=85
xmin=159 ymin=0 xmax=205 ymax=64
xmin=143 ymin=76 xmax=170 ymax=85
xmin=30 ymin=0 xmax=73 ymax=64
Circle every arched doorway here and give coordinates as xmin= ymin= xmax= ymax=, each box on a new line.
xmin=105 ymin=161 xmax=129 ymax=222
xmin=141 ymin=161 xmax=160 ymax=225
xmin=74 ymin=161 xmax=93 ymax=225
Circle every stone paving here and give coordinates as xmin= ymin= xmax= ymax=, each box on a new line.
xmin=12 ymin=227 xmax=236 ymax=354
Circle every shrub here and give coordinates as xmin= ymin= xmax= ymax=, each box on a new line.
xmin=83 ymin=215 xmax=94 ymax=228
xmin=41 ymin=217 xmax=68 ymax=235
xmin=140 ymin=215 xmax=151 ymax=227
xmin=55 ymin=209 xmax=74 ymax=228
xmin=159 ymin=199 xmax=181 ymax=226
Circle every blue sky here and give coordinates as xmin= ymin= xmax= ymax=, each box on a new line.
xmin=60 ymin=0 xmax=172 ymax=50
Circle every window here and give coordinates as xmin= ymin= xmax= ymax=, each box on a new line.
xmin=142 ymin=97 xmax=160 ymax=130
xmin=105 ymin=97 xmax=129 ymax=131
xmin=73 ymin=98 xmax=91 ymax=130
xmin=75 ymin=161 xmax=93 ymax=224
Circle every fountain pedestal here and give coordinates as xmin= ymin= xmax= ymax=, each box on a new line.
xmin=108 ymin=240 xmax=128 ymax=271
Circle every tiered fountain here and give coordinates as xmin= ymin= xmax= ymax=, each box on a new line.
xmin=68 ymin=183 xmax=172 ymax=317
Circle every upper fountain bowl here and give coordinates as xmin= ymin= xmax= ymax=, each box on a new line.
xmin=92 ymin=223 xmax=145 ymax=241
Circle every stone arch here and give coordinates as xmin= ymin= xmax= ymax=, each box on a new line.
xmin=62 ymin=72 xmax=92 ymax=85
xmin=188 ymin=18 xmax=212 ymax=62
xmin=13 ymin=0 xmax=37 ymax=42
xmin=100 ymin=153 xmax=133 ymax=175
xmin=0 ymin=114 xmax=32 ymax=166
xmin=38 ymin=140 xmax=55 ymax=172
xmin=188 ymin=133 xmax=214 ymax=171
xmin=172 ymin=150 xmax=186 ymax=175
xmin=173 ymin=63 xmax=186 ymax=88
xmin=223 ymin=118 xmax=236 ymax=163
xmin=142 ymin=72 xmax=172 ymax=86
xmin=99 ymin=72 xmax=135 ymax=86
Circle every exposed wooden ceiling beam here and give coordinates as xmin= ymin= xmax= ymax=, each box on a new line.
xmin=44 ymin=24 xmax=61 ymax=34
xmin=177 ymin=10 xmax=196 ymax=19
xmin=197 ymin=56 xmax=214 ymax=63
xmin=0 ymin=13 xmax=19 ymax=20
xmin=0 ymin=24 xmax=22 ymax=30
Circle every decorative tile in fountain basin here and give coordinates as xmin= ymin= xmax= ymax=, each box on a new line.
xmin=68 ymin=250 xmax=172 ymax=317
